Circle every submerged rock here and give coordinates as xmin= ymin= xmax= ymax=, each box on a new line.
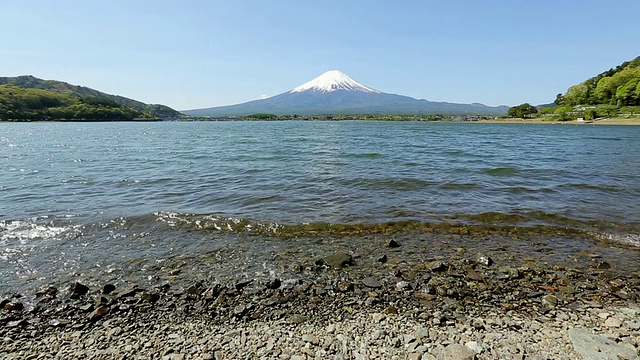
xmin=322 ymin=252 xmax=354 ymax=269
xmin=35 ymin=286 xmax=58 ymax=298
xmin=387 ymin=239 xmax=401 ymax=248
xmin=234 ymin=280 xmax=253 ymax=291
xmin=69 ymin=282 xmax=89 ymax=299
xmin=426 ymin=261 xmax=447 ymax=272
xmin=2 ymin=302 xmax=24 ymax=311
xmin=265 ymin=278 xmax=281 ymax=290
xmin=102 ymin=284 xmax=116 ymax=295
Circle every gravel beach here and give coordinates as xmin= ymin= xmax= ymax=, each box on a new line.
xmin=2 ymin=249 xmax=639 ymax=360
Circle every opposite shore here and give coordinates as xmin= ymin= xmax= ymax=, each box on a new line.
xmin=476 ymin=117 xmax=640 ymax=126
xmin=1 ymin=116 xmax=639 ymax=125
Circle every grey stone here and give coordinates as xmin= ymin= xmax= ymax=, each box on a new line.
xmin=403 ymin=334 xmax=416 ymax=344
xmin=362 ymin=277 xmax=382 ymax=289
xmin=415 ymin=327 xmax=429 ymax=341
xmin=465 ymin=341 xmax=483 ymax=354
xmin=441 ymin=344 xmax=476 ymax=360
xmin=603 ymin=317 xmax=623 ymax=328
xmin=627 ymin=320 xmax=640 ymax=331
xmin=568 ymin=328 xmax=638 ymax=360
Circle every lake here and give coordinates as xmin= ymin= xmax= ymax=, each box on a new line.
xmin=1 ymin=121 xmax=639 ymax=294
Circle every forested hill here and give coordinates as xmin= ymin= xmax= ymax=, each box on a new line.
xmin=558 ymin=55 xmax=640 ymax=106
xmin=0 ymin=76 xmax=181 ymax=118
xmin=0 ymin=84 xmax=151 ymax=121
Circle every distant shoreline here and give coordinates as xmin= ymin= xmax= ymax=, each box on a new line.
xmin=475 ymin=117 xmax=640 ymax=125
xmin=1 ymin=117 xmax=639 ymax=125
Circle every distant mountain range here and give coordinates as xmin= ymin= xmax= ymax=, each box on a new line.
xmin=185 ymin=70 xmax=509 ymax=116
xmin=0 ymin=76 xmax=181 ymax=118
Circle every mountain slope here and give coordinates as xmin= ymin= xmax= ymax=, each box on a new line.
xmin=0 ymin=75 xmax=182 ymax=118
xmin=185 ymin=70 xmax=508 ymax=116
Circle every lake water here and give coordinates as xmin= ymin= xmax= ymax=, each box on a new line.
xmin=1 ymin=121 xmax=640 ymax=294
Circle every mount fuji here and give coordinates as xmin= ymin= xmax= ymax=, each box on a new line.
xmin=184 ymin=70 xmax=508 ymax=116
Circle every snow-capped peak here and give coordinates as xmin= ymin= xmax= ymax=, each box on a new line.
xmin=291 ymin=70 xmax=380 ymax=94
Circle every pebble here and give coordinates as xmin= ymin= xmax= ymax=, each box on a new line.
xmin=302 ymin=334 xmax=319 ymax=345
xmin=604 ymin=317 xmax=623 ymax=328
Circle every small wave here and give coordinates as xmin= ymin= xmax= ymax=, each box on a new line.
xmin=484 ymin=167 xmax=519 ymax=177
xmin=342 ymin=152 xmax=382 ymax=159
xmin=343 ymin=177 xmax=436 ymax=191
xmin=149 ymin=211 xmax=598 ymax=240
xmin=587 ymin=137 xmax=623 ymax=141
xmin=78 ymin=212 xmax=640 ymax=251
xmin=463 ymin=211 xmax=583 ymax=226
xmin=439 ymin=182 xmax=479 ymax=190
xmin=506 ymin=186 xmax=556 ymax=194
xmin=558 ymin=183 xmax=620 ymax=193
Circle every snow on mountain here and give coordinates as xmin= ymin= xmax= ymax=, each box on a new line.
xmin=291 ymin=70 xmax=380 ymax=94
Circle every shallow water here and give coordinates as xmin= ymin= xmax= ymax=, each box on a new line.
xmin=1 ymin=121 xmax=639 ymax=293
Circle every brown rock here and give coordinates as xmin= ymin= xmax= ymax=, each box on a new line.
xmin=337 ymin=281 xmax=354 ymax=292
xmin=466 ymin=268 xmax=483 ymax=281
xmin=90 ymin=305 xmax=110 ymax=321
xmin=383 ymin=306 xmax=398 ymax=314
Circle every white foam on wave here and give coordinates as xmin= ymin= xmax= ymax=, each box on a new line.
xmin=0 ymin=220 xmax=77 ymax=244
xmin=598 ymin=232 xmax=640 ymax=248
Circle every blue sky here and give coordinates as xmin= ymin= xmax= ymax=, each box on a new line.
xmin=2 ymin=1 xmax=639 ymax=110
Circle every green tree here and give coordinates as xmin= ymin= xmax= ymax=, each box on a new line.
xmin=598 ymin=105 xmax=619 ymax=117
xmin=554 ymin=93 xmax=564 ymax=105
xmin=584 ymin=109 xmax=598 ymax=120
xmin=553 ymin=105 xmax=574 ymax=121
xmin=508 ymin=103 xmax=538 ymax=118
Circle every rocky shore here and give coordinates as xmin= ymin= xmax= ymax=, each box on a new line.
xmin=2 ymin=249 xmax=640 ymax=359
